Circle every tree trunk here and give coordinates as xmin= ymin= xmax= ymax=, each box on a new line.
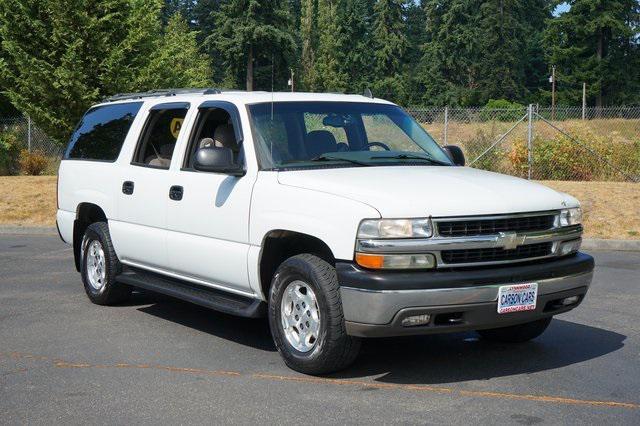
xmin=246 ymin=45 xmax=254 ymax=91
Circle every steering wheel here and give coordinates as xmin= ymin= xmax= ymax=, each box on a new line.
xmin=365 ymin=142 xmax=391 ymax=151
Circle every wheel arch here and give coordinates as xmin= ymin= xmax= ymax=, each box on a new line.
xmin=72 ymin=202 xmax=108 ymax=272
xmin=259 ymin=230 xmax=336 ymax=301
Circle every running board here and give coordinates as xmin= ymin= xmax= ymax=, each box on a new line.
xmin=116 ymin=266 xmax=266 ymax=318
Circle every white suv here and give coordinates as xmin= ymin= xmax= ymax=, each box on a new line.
xmin=57 ymin=89 xmax=594 ymax=374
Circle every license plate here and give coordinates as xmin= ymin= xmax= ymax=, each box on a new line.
xmin=497 ymin=283 xmax=538 ymax=314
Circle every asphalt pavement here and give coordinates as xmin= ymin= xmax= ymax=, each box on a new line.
xmin=1 ymin=234 xmax=638 ymax=424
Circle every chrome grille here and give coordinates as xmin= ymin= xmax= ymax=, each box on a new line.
xmin=356 ymin=211 xmax=582 ymax=268
xmin=437 ymin=214 xmax=555 ymax=237
xmin=441 ymin=242 xmax=553 ymax=264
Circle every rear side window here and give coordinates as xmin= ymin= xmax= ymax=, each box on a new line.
xmin=132 ymin=106 xmax=189 ymax=169
xmin=65 ymin=102 xmax=143 ymax=161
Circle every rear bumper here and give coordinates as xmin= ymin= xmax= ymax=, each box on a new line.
xmin=337 ymin=253 xmax=594 ymax=337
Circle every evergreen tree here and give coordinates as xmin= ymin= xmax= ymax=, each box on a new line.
xmin=403 ymin=0 xmax=427 ymax=105
xmin=210 ymin=0 xmax=296 ymax=90
xmin=163 ymin=0 xmax=196 ymax=24
xmin=135 ymin=13 xmax=212 ymax=90
xmin=475 ymin=0 xmax=530 ymax=102
xmin=404 ymin=1 xmax=425 ymax=68
xmin=0 ymin=0 xmax=211 ymax=142
xmin=192 ymin=0 xmax=226 ymax=83
xmin=371 ymin=0 xmax=408 ymax=101
xmin=420 ymin=0 xmax=483 ymax=105
xmin=341 ymin=0 xmax=374 ymax=93
xmin=420 ymin=0 xmax=550 ymax=106
xmin=544 ymin=0 xmax=640 ymax=106
xmin=300 ymin=0 xmax=320 ymax=90
xmin=315 ymin=0 xmax=348 ymax=91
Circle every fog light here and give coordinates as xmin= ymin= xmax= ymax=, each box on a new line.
xmin=401 ymin=314 xmax=431 ymax=327
xmin=558 ymin=239 xmax=581 ymax=256
xmin=560 ymin=296 xmax=580 ymax=306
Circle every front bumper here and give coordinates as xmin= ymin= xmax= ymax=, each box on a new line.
xmin=338 ymin=253 xmax=594 ymax=337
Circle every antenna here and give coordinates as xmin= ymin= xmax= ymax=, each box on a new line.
xmin=270 ymin=53 xmax=275 ymax=160
xmin=363 ymin=88 xmax=373 ymax=98
xmin=271 ymin=53 xmax=275 ymax=121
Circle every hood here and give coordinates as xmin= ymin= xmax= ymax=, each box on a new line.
xmin=277 ymin=166 xmax=575 ymax=218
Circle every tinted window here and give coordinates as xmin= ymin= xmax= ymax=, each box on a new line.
xmin=248 ymin=102 xmax=452 ymax=169
xmin=65 ymin=102 xmax=143 ymax=161
xmin=132 ymin=108 xmax=188 ymax=169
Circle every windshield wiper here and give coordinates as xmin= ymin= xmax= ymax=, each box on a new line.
xmin=370 ymin=153 xmax=451 ymax=166
xmin=309 ymin=155 xmax=371 ymax=166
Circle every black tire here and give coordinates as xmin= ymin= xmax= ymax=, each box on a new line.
xmin=80 ymin=222 xmax=130 ymax=305
xmin=477 ymin=317 xmax=552 ymax=343
xmin=268 ymin=254 xmax=361 ymax=375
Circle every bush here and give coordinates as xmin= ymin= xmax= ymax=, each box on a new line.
xmin=508 ymin=128 xmax=640 ymax=181
xmin=480 ymin=99 xmax=526 ymax=122
xmin=0 ymin=129 xmax=22 ymax=175
xmin=18 ymin=149 xmax=48 ymax=175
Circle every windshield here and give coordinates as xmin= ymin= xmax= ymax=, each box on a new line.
xmin=247 ymin=102 xmax=453 ymax=169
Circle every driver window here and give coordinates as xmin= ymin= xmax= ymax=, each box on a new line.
xmin=132 ymin=107 xmax=188 ymax=169
xmin=184 ymin=107 xmax=242 ymax=170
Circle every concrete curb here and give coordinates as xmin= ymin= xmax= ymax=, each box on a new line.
xmin=0 ymin=226 xmax=58 ymax=236
xmin=1 ymin=226 xmax=639 ymax=252
xmin=581 ymin=238 xmax=640 ymax=252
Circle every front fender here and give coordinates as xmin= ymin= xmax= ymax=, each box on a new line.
xmin=250 ymin=173 xmax=380 ymax=261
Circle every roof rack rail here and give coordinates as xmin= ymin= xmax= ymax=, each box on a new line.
xmin=103 ymin=88 xmax=224 ymax=102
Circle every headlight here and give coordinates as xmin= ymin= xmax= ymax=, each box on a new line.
xmin=559 ymin=208 xmax=582 ymax=227
xmin=358 ymin=218 xmax=433 ymax=239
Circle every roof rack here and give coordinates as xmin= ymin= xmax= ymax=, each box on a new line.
xmin=103 ymin=88 xmax=225 ymax=102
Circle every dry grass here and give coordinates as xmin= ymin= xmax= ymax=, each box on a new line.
xmin=423 ymin=118 xmax=640 ymax=146
xmin=541 ymin=181 xmax=640 ymax=240
xmin=0 ymin=176 xmax=57 ymax=226
xmin=0 ymin=176 xmax=638 ymax=240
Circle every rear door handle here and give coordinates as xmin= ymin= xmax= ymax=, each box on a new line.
xmin=169 ymin=185 xmax=183 ymax=201
xmin=122 ymin=181 xmax=134 ymax=195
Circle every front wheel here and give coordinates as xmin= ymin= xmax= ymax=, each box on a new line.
xmin=476 ymin=317 xmax=552 ymax=343
xmin=268 ymin=254 xmax=361 ymax=375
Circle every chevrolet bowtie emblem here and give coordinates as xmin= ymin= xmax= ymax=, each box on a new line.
xmin=497 ymin=231 xmax=525 ymax=250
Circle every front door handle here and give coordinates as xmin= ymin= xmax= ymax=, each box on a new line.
xmin=122 ymin=181 xmax=134 ymax=195
xmin=169 ymin=185 xmax=183 ymax=201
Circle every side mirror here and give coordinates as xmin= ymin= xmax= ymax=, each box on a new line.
xmin=194 ymin=147 xmax=245 ymax=176
xmin=442 ymin=145 xmax=465 ymax=166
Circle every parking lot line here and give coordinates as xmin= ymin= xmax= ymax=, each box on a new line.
xmin=252 ymin=373 xmax=639 ymax=409
xmin=4 ymin=351 xmax=638 ymax=411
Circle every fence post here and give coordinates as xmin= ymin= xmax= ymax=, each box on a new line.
xmin=582 ymin=82 xmax=587 ymax=120
xmin=443 ymin=106 xmax=449 ymax=146
xmin=27 ymin=115 xmax=32 ymax=153
xmin=527 ymin=104 xmax=533 ymax=180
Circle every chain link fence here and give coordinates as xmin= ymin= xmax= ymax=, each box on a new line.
xmin=0 ymin=116 xmax=62 ymax=157
xmin=407 ymin=106 xmax=640 ymax=182
xmin=0 ymin=115 xmax=63 ymax=174
xmin=1 ymin=107 xmax=639 ymax=181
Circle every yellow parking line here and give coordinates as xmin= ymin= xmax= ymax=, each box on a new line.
xmin=251 ymin=373 xmax=639 ymax=409
xmin=4 ymin=351 xmax=638 ymax=410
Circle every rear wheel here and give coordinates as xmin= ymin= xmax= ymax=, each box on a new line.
xmin=477 ymin=317 xmax=552 ymax=343
xmin=81 ymin=222 xmax=130 ymax=305
xmin=268 ymin=254 xmax=361 ymax=375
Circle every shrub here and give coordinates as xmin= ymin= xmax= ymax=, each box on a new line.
xmin=18 ymin=149 xmax=48 ymax=175
xmin=480 ymin=99 xmax=526 ymax=122
xmin=0 ymin=129 xmax=22 ymax=175
xmin=508 ymin=128 xmax=640 ymax=181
